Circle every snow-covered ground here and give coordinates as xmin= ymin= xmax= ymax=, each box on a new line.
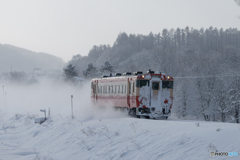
xmin=0 ymin=112 xmax=240 ymax=160
xmin=0 ymin=81 xmax=239 ymax=160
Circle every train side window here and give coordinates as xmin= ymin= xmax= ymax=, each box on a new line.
xmin=113 ymin=86 xmax=115 ymax=94
xmin=122 ymin=85 xmax=124 ymax=94
xmin=125 ymin=85 xmax=126 ymax=94
xmin=106 ymin=86 xmax=108 ymax=94
xmin=98 ymin=86 xmax=101 ymax=94
xmin=116 ymin=85 xmax=118 ymax=94
xmin=101 ymin=86 xmax=103 ymax=94
xmin=119 ymin=85 xmax=122 ymax=94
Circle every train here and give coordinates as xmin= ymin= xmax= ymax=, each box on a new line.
xmin=91 ymin=69 xmax=174 ymax=119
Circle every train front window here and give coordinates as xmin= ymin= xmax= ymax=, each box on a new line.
xmin=152 ymin=82 xmax=159 ymax=90
xmin=162 ymin=81 xmax=173 ymax=89
xmin=136 ymin=80 xmax=149 ymax=87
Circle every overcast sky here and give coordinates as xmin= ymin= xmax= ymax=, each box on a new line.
xmin=0 ymin=0 xmax=240 ymax=61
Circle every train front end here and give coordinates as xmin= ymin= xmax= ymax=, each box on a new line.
xmin=135 ymin=71 xmax=174 ymax=119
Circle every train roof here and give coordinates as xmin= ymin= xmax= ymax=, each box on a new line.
xmin=91 ymin=70 xmax=174 ymax=82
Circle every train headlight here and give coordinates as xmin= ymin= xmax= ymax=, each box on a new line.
xmin=142 ymin=75 xmax=145 ymax=78
xmin=167 ymin=76 xmax=170 ymax=79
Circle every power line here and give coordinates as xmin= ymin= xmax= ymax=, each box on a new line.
xmin=174 ymin=73 xmax=240 ymax=79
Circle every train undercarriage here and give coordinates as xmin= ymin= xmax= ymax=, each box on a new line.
xmin=115 ymin=107 xmax=171 ymax=119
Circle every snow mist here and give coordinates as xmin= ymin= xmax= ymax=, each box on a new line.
xmin=0 ymin=79 xmax=127 ymax=121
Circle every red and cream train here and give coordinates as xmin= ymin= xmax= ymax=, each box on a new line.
xmin=91 ymin=70 xmax=174 ymax=119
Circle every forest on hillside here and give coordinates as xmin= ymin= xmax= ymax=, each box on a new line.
xmin=68 ymin=26 xmax=240 ymax=123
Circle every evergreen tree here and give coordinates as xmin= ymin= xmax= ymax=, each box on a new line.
xmin=100 ymin=61 xmax=114 ymax=74
xmin=83 ymin=63 xmax=98 ymax=79
xmin=63 ymin=64 xmax=78 ymax=81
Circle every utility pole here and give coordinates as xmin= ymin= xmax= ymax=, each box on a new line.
xmin=71 ymin=95 xmax=74 ymax=119
xmin=2 ymin=86 xmax=4 ymax=99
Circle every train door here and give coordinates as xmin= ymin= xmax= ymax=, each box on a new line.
xmin=92 ymin=83 xmax=97 ymax=102
xmin=161 ymin=81 xmax=172 ymax=114
xmin=127 ymin=81 xmax=131 ymax=108
xmin=150 ymin=80 xmax=162 ymax=113
xmin=128 ymin=81 xmax=135 ymax=108
xmin=131 ymin=81 xmax=135 ymax=106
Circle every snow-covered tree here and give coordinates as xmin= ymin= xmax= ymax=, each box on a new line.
xmin=63 ymin=64 xmax=78 ymax=82
xmin=9 ymin=71 xmax=28 ymax=84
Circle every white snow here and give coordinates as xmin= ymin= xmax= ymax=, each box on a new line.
xmin=0 ymin=81 xmax=239 ymax=160
xmin=138 ymin=85 xmax=150 ymax=108
xmin=0 ymin=112 xmax=240 ymax=160
xmin=144 ymin=74 xmax=151 ymax=79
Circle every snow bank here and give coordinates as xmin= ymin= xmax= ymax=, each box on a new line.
xmin=0 ymin=111 xmax=240 ymax=160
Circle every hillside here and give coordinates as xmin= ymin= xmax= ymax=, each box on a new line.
xmin=0 ymin=44 xmax=64 ymax=73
